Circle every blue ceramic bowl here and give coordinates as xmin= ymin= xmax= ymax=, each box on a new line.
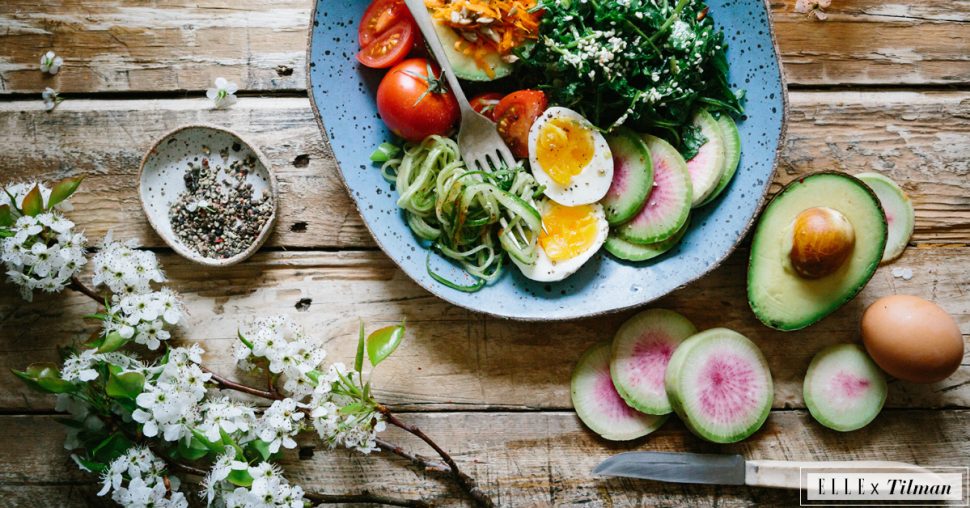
xmin=307 ymin=0 xmax=787 ymax=320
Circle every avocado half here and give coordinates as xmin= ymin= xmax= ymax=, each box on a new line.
xmin=747 ymin=172 xmax=887 ymax=331
xmin=432 ymin=20 xmax=512 ymax=81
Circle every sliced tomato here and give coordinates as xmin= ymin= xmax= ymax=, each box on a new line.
xmin=493 ymin=90 xmax=548 ymax=159
xmin=469 ymin=92 xmax=504 ymax=121
xmin=359 ymin=0 xmax=410 ymax=47
xmin=357 ymin=21 xmax=415 ymax=69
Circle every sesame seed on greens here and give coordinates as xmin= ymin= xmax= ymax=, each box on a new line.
xmin=515 ymin=0 xmax=744 ymax=157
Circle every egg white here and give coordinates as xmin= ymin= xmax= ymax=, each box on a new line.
xmin=511 ymin=201 xmax=609 ymax=282
xmin=528 ymin=107 xmax=614 ymax=206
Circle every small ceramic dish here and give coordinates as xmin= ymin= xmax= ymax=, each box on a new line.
xmin=138 ymin=124 xmax=278 ymax=266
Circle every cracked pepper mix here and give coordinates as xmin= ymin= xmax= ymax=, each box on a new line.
xmin=169 ymin=153 xmax=274 ymax=259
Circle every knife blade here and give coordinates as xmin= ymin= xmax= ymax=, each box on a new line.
xmin=593 ymin=452 xmax=933 ymax=490
xmin=593 ymin=451 xmax=746 ymax=485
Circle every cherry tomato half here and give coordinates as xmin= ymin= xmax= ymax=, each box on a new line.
xmin=377 ymin=58 xmax=460 ymax=142
xmin=469 ymin=92 xmax=504 ymax=121
xmin=359 ymin=0 xmax=410 ymax=47
xmin=493 ymin=90 xmax=548 ymax=159
xmin=356 ymin=21 xmax=415 ymax=69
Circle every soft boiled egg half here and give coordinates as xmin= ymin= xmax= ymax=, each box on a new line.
xmin=528 ymin=107 xmax=614 ymax=206
xmin=512 ymin=200 xmax=609 ymax=282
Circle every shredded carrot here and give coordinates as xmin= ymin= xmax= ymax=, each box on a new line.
xmin=425 ymin=0 xmax=541 ymax=72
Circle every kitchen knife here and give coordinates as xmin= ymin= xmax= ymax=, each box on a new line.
xmin=593 ymin=452 xmax=932 ymax=489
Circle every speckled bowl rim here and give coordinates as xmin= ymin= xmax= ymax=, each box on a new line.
xmin=137 ymin=123 xmax=279 ymax=267
xmin=304 ymin=0 xmax=789 ymax=321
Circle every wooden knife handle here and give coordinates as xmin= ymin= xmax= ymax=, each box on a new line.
xmin=744 ymin=460 xmax=932 ymax=489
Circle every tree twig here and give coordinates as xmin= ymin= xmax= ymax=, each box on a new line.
xmin=303 ymin=491 xmax=431 ymax=508
xmin=203 ymin=366 xmax=282 ymax=400
xmin=68 ymin=275 xmax=105 ymax=304
xmin=377 ymin=437 xmax=449 ymax=474
xmin=379 ymin=407 xmax=494 ymax=508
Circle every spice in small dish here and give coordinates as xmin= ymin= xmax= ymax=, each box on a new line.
xmin=169 ymin=154 xmax=274 ymax=259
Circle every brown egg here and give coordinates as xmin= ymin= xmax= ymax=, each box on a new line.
xmin=861 ymin=295 xmax=964 ymax=383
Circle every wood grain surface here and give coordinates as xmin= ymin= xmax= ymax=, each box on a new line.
xmin=1 ymin=91 xmax=968 ymax=249
xmin=0 ymin=0 xmax=968 ymax=506
xmin=3 ymin=411 xmax=969 ymax=506
xmin=0 ymin=1 xmax=968 ymax=93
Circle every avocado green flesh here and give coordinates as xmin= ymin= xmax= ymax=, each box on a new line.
xmin=748 ymin=174 xmax=887 ymax=331
xmin=433 ymin=21 xmax=512 ymax=81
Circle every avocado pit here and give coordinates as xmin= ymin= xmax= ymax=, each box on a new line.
xmin=788 ymin=207 xmax=855 ymax=279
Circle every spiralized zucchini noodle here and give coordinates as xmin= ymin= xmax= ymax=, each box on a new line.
xmin=380 ymin=135 xmax=543 ymax=291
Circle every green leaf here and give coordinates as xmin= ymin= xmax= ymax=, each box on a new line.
xmin=250 ymin=439 xmax=273 ymax=462
xmin=363 ymin=380 xmax=372 ymax=401
xmin=47 ymin=176 xmax=84 ymax=209
xmin=0 ymin=205 xmax=12 ymax=227
xmin=354 ymin=321 xmax=365 ymax=373
xmin=338 ymin=401 xmax=368 ymax=416
xmin=366 ymin=322 xmax=405 ymax=367
xmin=105 ymin=370 xmax=145 ymax=400
xmin=679 ymin=124 xmax=709 ymax=160
xmin=191 ymin=429 xmax=226 ymax=453
xmin=21 ymin=184 xmax=43 ymax=217
xmin=177 ymin=436 xmax=211 ymax=461
xmin=220 ymin=428 xmax=245 ymax=460
xmin=97 ymin=331 xmax=128 ymax=353
xmin=71 ymin=455 xmax=107 ymax=473
xmin=91 ymin=433 xmax=133 ymax=464
xmin=12 ymin=363 xmax=75 ymax=393
xmin=227 ymin=468 xmax=254 ymax=487
xmin=0 ymin=229 xmax=12 ymax=238
xmin=305 ymin=369 xmax=321 ymax=385
xmin=237 ymin=329 xmax=254 ymax=350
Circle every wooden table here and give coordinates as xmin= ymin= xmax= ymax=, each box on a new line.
xmin=1 ymin=1 xmax=968 ymax=506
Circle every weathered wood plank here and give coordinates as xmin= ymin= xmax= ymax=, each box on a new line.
xmin=1 ymin=91 xmax=967 ymax=249
xmin=4 ymin=411 xmax=969 ymax=506
xmin=2 ymin=247 xmax=967 ymax=413
xmin=1 ymin=1 xmax=968 ymax=93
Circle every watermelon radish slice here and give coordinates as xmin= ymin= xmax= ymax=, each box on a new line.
xmin=601 ymin=129 xmax=653 ymax=225
xmin=685 ymin=110 xmax=727 ymax=207
xmin=571 ymin=342 xmax=668 ymax=441
xmin=698 ymin=114 xmax=742 ymax=207
xmin=665 ymin=328 xmax=773 ymax=443
xmin=610 ymin=309 xmax=698 ymax=415
xmin=605 ymin=216 xmax=689 ymax=262
xmin=855 ymin=172 xmax=914 ymax=263
xmin=804 ymin=344 xmax=887 ymax=432
xmin=615 ymin=135 xmax=692 ymax=245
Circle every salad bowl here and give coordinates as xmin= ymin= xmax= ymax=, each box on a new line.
xmin=307 ymin=0 xmax=787 ymax=320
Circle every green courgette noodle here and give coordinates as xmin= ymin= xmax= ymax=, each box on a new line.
xmin=380 ymin=135 xmax=543 ymax=289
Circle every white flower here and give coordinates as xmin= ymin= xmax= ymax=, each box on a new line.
xmin=198 ymin=398 xmax=257 ymax=443
xmin=91 ymin=234 xmax=166 ymax=295
xmin=255 ymin=398 xmax=304 ymax=453
xmin=218 ymin=461 xmax=305 ymax=508
xmin=1 ymin=212 xmax=86 ymax=301
xmin=61 ymin=349 xmax=101 ymax=382
xmin=132 ymin=345 xmax=211 ymax=442
xmin=105 ymin=288 xmax=184 ymax=350
xmin=237 ymin=315 xmax=327 ymax=398
xmin=201 ymin=452 xmax=250 ymax=506
xmin=42 ymin=87 xmax=61 ymax=111
xmin=207 ymin=77 xmax=238 ymax=109
xmin=98 ymin=446 xmax=166 ymax=496
xmin=309 ymin=363 xmax=384 ymax=454
xmin=40 ymin=50 xmax=63 ymax=74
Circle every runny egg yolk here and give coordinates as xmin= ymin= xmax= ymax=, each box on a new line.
xmin=539 ymin=202 xmax=599 ymax=262
xmin=536 ymin=117 xmax=595 ymax=186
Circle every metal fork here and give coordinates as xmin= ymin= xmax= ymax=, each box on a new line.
xmin=403 ymin=0 xmax=516 ymax=172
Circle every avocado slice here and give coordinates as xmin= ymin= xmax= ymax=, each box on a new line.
xmin=432 ymin=20 xmax=512 ymax=81
xmin=747 ymin=172 xmax=887 ymax=331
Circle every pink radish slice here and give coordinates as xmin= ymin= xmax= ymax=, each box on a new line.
xmin=665 ymin=328 xmax=773 ymax=443
xmin=610 ymin=309 xmax=697 ymax=415
xmin=685 ymin=110 xmax=727 ymax=207
xmin=571 ymin=342 xmax=668 ymax=441
xmin=804 ymin=344 xmax=887 ymax=432
xmin=601 ymin=129 xmax=653 ymax=225
xmin=615 ymin=135 xmax=691 ymax=245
